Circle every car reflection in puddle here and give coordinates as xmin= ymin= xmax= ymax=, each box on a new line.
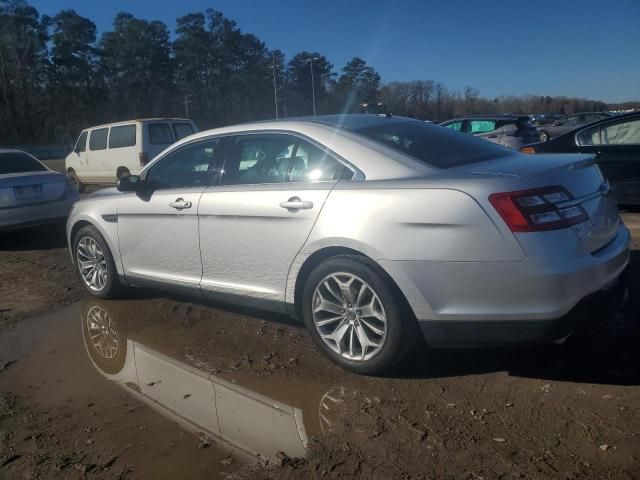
xmin=81 ymin=301 xmax=351 ymax=464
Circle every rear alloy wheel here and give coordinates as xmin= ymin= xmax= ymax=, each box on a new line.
xmin=74 ymin=225 xmax=122 ymax=298
xmin=302 ymin=255 xmax=418 ymax=375
xmin=539 ymin=130 xmax=549 ymax=142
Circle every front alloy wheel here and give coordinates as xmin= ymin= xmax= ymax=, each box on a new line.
xmin=77 ymin=236 xmax=108 ymax=292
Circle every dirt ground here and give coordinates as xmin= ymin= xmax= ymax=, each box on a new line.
xmin=0 ymin=212 xmax=639 ymax=479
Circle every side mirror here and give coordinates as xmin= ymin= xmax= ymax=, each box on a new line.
xmin=117 ymin=174 xmax=143 ymax=192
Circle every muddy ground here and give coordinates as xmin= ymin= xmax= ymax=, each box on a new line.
xmin=0 ymin=212 xmax=639 ymax=479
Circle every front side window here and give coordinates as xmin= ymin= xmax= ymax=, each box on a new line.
xmin=76 ymin=131 xmax=88 ymax=152
xmin=222 ymin=134 xmax=297 ymax=185
xmin=146 ymin=139 xmax=220 ymax=189
xmin=0 ymin=152 xmax=47 ymax=174
xmin=470 ymin=120 xmax=497 ymax=134
xmin=561 ymin=116 xmax=579 ymax=127
xmin=578 ymin=118 xmax=640 ymax=146
xmin=89 ymin=128 xmax=108 ymax=151
xmin=108 ymin=125 xmax=136 ymax=149
xmin=148 ymin=123 xmax=173 ymax=145
xmin=173 ymin=123 xmax=194 ymax=140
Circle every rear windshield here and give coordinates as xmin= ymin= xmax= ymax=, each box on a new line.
xmin=0 ymin=152 xmax=47 ymax=174
xmin=148 ymin=123 xmax=173 ymax=144
xmin=173 ymin=123 xmax=194 ymax=140
xmin=354 ymin=121 xmax=511 ymax=169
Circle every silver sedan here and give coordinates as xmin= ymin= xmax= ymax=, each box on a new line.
xmin=66 ymin=115 xmax=630 ymax=374
xmin=1 ymin=149 xmax=79 ymax=230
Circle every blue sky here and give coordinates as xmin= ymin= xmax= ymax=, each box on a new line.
xmin=33 ymin=0 xmax=640 ymax=102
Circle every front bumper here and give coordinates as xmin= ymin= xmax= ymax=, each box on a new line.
xmin=0 ymin=195 xmax=78 ymax=230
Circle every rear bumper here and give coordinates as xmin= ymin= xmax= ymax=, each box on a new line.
xmin=380 ymin=223 xmax=630 ymax=345
xmin=420 ymin=267 xmax=629 ymax=347
xmin=0 ymin=194 xmax=78 ymax=230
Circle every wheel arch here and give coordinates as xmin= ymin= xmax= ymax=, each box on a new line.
xmin=116 ymin=166 xmax=130 ymax=179
xmin=67 ymin=216 xmax=123 ymax=276
xmin=289 ymin=245 xmax=417 ymax=323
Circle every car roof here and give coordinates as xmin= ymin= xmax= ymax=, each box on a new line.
xmin=442 ymin=115 xmax=524 ymax=121
xmin=251 ymin=113 xmax=423 ymax=131
xmin=83 ymin=118 xmax=193 ymax=131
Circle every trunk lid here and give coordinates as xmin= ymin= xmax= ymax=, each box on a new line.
xmin=0 ymin=171 xmax=67 ymax=209
xmin=469 ymin=153 xmax=620 ymax=253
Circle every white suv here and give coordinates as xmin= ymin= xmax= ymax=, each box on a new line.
xmin=65 ymin=118 xmax=198 ymax=191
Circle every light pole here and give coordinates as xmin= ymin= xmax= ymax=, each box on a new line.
xmin=306 ymin=57 xmax=319 ymax=116
xmin=269 ymin=52 xmax=280 ymax=119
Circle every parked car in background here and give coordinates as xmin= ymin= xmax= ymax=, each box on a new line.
xmin=67 ymin=114 xmax=629 ymax=375
xmin=65 ymin=118 xmax=198 ymax=192
xmin=537 ymin=112 xmax=610 ymax=142
xmin=440 ymin=115 xmax=539 ymax=149
xmin=1 ymin=149 xmax=79 ymax=230
xmin=521 ymin=112 xmax=640 ymax=206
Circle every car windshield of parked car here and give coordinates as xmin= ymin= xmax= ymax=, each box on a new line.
xmin=0 ymin=152 xmax=47 ymax=174
xmin=354 ymin=121 xmax=512 ymax=168
xmin=578 ymin=118 xmax=640 ymax=146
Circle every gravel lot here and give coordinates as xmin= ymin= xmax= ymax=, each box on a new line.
xmin=0 ymin=195 xmax=638 ymax=479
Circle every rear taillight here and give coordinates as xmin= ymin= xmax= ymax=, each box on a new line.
xmin=489 ymin=186 xmax=588 ymax=232
xmin=139 ymin=152 xmax=149 ymax=166
xmin=519 ymin=146 xmax=536 ymax=154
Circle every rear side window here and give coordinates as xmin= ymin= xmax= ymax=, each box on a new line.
xmin=89 ymin=128 xmax=108 ymax=151
xmin=108 ymin=125 xmax=136 ymax=148
xmin=148 ymin=123 xmax=173 ymax=144
xmin=443 ymin=121 xmax=462 ymax=131
xmin=355 ymin=120 xmax=511 ymax=169
xmin=470 ymin=120 xmax=497 ymax=133
xmin=578 ymin=118 xmax=640 ymax=146
xmin=173 ymin=123 xmax=194 ymax=140
xmin=0 ymin=152 xmax=47 ymax=174
xmin=290 ymin=140 xmax=350 ymax=182
xmin=76 ymin=131 xmax=87 ymax=152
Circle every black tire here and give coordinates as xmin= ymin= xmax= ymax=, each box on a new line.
xmin=539 ymin=130 xmax=549 ymax=142
xmin=73 ymin=225 xmax=123 ymax=299
xmin=301 ymin=255 xmax=419 ymax=375
xmin=68 ymin=169 xmax=85 ymax=193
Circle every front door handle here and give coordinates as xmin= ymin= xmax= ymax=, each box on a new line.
xmin=280 ymin=197 xmax=313 ymax=211
xmin=169 ymin=198 xmax=192 ymax=210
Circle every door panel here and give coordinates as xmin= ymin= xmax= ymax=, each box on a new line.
xmin=117 ymin=189 xmax=205 ymax=288
xmin=198 ymin=183 xmax=333 ymax=304
xmin=116 ymin=137 xmax=224 ymax=289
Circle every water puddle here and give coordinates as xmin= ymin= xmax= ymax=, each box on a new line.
xmin=0 ymin=300 xmax=351 ymax=478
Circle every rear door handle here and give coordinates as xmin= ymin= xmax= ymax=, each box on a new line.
xmin=280 ymin=197 xmax=313 ymax=211
xmin=169 ymin=198 xmax=192 ymax=210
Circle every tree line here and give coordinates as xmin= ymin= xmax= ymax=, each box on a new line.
xmin=1 ymin=0 xmax=637 ymax=145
